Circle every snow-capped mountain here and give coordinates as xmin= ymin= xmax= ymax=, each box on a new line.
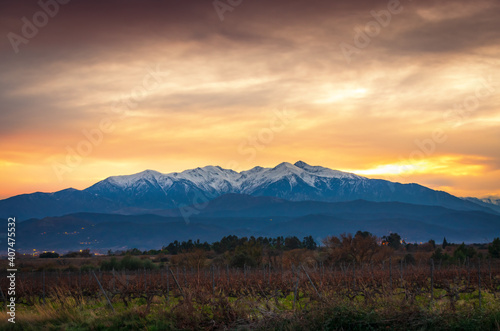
xmin=84 ymin=161 xmax=483 ymax=211
xmin=0 ymin=161 xmax=496 ymax=220
xmin=83 ymin=161 xmax=365 ymax=207
xmin=95 ymin=161 xmax=362 ymax=193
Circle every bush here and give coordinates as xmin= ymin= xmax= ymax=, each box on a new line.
xmin=431 ymin=248 xmax=451 ymax=262
xmin=64 ymin=265 xmax=79 ymax=272
xmin=99 ymin=255 xmax=158 ymax=271
xmin=80 ymin=264 xmax=96 ymax=272
xmin=230 ymin=251 xmax=258 ymax=268
xmin=453 ymin=243 xmax=476 ymax=261
xmin=121 ymin=255 xmax=147 ymax=270
xmin=39 ymin=252 xmax=59 ymax=258
xmin=64 ymin=249 xmax=92 ymax=258
xmin=100 ymin=257 xmax=120 ymax=271
xmin=37 ymin=263 xmax=57 ymax=271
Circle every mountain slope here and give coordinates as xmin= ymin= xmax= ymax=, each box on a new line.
xmin=0 ymin=188 xmax=122 ymax=220
xmin=168 ymin=193 xmax=461 ymax=219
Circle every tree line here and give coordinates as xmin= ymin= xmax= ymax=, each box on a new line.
xmin=40 ymin=233 xmax=500 ymax=270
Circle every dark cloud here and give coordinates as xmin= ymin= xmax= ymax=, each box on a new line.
xmin=390 ymin=6 xmax=500 ymax=54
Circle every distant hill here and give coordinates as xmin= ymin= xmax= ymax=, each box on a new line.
xmin=7 ymin=196 xmax=500 ymax=252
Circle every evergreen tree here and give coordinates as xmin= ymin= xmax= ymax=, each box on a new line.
xmin=442 ymin=237 xmax=448 ymax=249
xmin=302 ymin=236 xmax=317 ymax=250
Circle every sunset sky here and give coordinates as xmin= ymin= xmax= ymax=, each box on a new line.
xmin=0 ymin=0 xmax=499 ymax=200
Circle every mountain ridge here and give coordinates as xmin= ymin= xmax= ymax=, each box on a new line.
xmin=0 ymin=161 xmax=496 ymax=220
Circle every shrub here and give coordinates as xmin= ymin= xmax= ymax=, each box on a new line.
xmin=453 ymin=243 xmax=476 ymax=261
xmin=99 ymin=255 xmax=158 ymax=271
xmin=80 ymin=264 xmax=96 ymax=272
xmin=39 ymin=252 xmax=59 ymax=258
xmin=64 ymin=249 xmax=92 ymax=258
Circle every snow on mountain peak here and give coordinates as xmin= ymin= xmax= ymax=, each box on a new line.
xmin=174 ymin=165 xmax=241 ymax=192
xmin=107 ymin=169 xmax=164 ymax=187
xmin=89 ymin=161 xmax=365 ymax=194
xmin=294 ymin=161 xmax=363 ymax=180
xmin=241 ymin=166 xmax=264 ymax=176
xmin=236 ymin=161 xmax=365 ymax=191
xmin=273 ymin=162 xmax=303 ymax=174
xmin=239 ymin=162 xmax=308 ymax=188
